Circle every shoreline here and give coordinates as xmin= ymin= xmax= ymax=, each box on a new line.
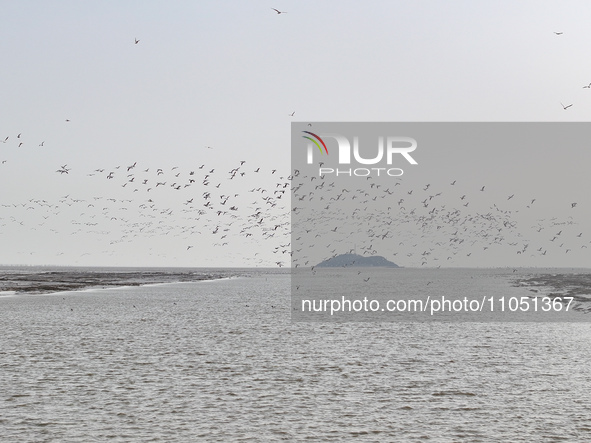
xmin=0 ymin=270 xmax=243 ymax=296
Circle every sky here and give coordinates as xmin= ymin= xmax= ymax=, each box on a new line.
xmin=1 ymin=1 xmax=590 ymax=267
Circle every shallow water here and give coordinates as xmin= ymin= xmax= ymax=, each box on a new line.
xmin=1 ymin=270 xmax=591 ymax=441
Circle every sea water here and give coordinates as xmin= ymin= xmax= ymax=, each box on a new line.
xmin=1 ymin=269 xmax=591 ymax=441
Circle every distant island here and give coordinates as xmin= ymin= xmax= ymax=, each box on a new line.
xmin=316 ymin=253 xmax=400 ymax=268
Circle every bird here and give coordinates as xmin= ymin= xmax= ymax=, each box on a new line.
xmin=583 ymin=83 xmax=591 ymax=89
xmin=271 ymin=8 xmax=287 ymax=14
xmin=289 ymin=111 xmax=295 ymax=116
xmin=134 ymin=38 xmax=140 ymax=44
xmin=554 ymin=32 xmax=563 ymax=35
xmin=561 ymin=102 xmax=573 ymax=110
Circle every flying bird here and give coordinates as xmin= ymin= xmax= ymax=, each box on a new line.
xmin=271 ymin=8 xmax=287 ymax=14
xmin=134 ymin=38 xmax=140 ymax=44
xmin=561 ymin=102 xmax=573 ymax=110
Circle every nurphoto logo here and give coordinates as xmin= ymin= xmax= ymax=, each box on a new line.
xmin=301 ymin=129 xmax=418 ymax=177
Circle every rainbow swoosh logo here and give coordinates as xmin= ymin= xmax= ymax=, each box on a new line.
xmin=302 ymin=131 xmax=328 ymax=155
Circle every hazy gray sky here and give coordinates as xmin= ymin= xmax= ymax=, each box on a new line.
xmin=1 ymin=1 xmax=590 ymax=267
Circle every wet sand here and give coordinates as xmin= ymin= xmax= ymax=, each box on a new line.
xmin=512 ymin=272 xmax=591 ymax=311
xmin=0 ymin=269 xmax=232 ymax=295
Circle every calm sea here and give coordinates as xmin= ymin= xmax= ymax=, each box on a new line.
xmin=1 ymin=268 xmax=591 ymax=442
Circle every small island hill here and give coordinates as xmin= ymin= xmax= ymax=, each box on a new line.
xmin=316 ymin=253 xmax=400 ymax=268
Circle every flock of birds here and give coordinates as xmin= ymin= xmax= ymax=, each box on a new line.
xmin=0 ymin=154 xmax=292 ymax=266
xmin=290 ymin=166 xmax=587 ymax=269
xmin=3 ymin=121 xmax=586 ymax=267
xmin=0 ymin=9 xmax=294 ymax=266
xmin=1 ymin=19 xmax=589 ymax=268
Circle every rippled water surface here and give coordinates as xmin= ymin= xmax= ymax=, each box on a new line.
xmin=2 ymin=270 xmax=591 ymax=442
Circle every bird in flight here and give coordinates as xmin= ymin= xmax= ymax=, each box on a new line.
xmin=583 ymin=83 xmax=591 ymax=89
xmin=561 ymin=102 xmax=573 ymax=110
xmin=554 ymin=32 xmax=563 ymax=35
xmin=289 ymin=111 xmax=295 ymax=116
xmin=135 ymin=38 xmax=140 ymax=44
xmin=271 ymin=8 xmax=287 ymax=14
